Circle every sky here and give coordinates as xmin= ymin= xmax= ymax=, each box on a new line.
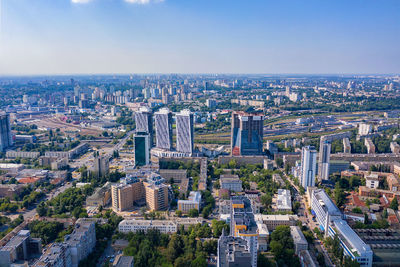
xmin=0 ymin=0 xmax=399 ymax=75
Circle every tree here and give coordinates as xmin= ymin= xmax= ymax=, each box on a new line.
xmin=211 ymin=219 xmax=229 ymax=237
xmin=260 ymin=194 xmax=272 ymax=209
xmin=390 ymin=197 xmax=399 ymax=211
xmin=334 ymin=182 xmax=345 ymax=208
xmin=188 ymin=209 xmax=199 ymax=218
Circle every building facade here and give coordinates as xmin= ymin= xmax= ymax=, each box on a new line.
xmin=154 ymin=108 xmax=173 ymax=150
xmin=0 ymin=114 xmax=13 ymax=152
xmin=176 ymin=109 xmax=194 ymax=154
xmin=301 ymin=146 xmax=317 ymax=189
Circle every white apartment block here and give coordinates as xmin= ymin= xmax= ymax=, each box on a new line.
xmin=118 ymin=219 xmax=177 ymax=234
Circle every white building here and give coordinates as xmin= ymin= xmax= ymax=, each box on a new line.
xmin=118 ymin=219 xmax=177 ymax=234
xmin=176 ymin=109 xmax=194 ymax=154
xmin=358 ymin=123 xmax=373 ymax=136
xmin=276 ymin=189 xmax=292 ymax=211
xmin=300 ymin=146 xmax=317 ymax=189
xmin=318 ymin=141 xmax=331 ymax=180
xmin=365 ymin=174 xmax=379 ymax=189
xmin=310 ymin=189 xmax=342 ymax=232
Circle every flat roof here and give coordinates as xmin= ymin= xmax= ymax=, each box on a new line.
xmin=313 ymin=189 xmax=341 ymax=216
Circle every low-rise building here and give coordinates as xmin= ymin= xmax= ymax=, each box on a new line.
xmin=177 ymin=191 xmax=201 ymax=213
xmin=0 ymin=230 xmax=42 ymax=267
xmin=290 ymin=226 xmax=308 ymax=255
xmin=112 ymin=255 xmax=134 ymax=267
xmin=276 ymin=189 xmax=292 ymax=211
xmin=34 ymin=243 xmax=72 ymax=267
xmin=86 ymin=182 xmax=112 ymax=207
xmin=365 ymin=174 xmax=379 ymax=189
xmin=0 ymin=184 xmax=25 ymax=198
xmin=220 ymin=174 xmax=242 ymax=192
xmin=118 ymin=219 xmax=177 ymax=234
xmin=217 ymin=235 xmax=252 ymax=267
xmin=254 ymin=214 xmax=298 ymax=232
xmin=6 ymin=151 xmax=40 ymax=159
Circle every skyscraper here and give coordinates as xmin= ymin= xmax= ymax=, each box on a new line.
xmin=154 ymin=108 xmax=173 ymax=150
xmin=0 ymin=114 xmax=13 ymax=152
xmin=318 ymin=140 xmax=331 ymax=180
xmin=135 ymin=107 xmax=153 ymax=146
xmin=231 ymin=111 xmax=264 ymax=156
xmin=301 ymin=146 xmax=317 ymax=189
xmin=134 ymin=132 xmax=150 ymax=166
xmin=176 ymin=109 xmax=194 ymax=154
xmin=93 ymin=155 xmax=110 ymax=177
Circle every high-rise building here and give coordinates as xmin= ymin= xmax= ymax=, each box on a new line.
xmin=300 ymin=146 xmax=317 ymax=189
xmin=0 ymin=114 xmax=13 ymax=151
xmin=231 ymin=111 xmax=264 ymax=156
xmin=176 ymin=109 xmax=194 ymax=154
xmin=343 ymin=138 xmax=351 ymax=153
xmin=134 ymin=132 xmax=150 ymax=166
xmin=111 ymin=176 xmax=144 ymax=212
xmin=358 ymin=123 xmax=373 ymax=136
xmin=135 ymin=106 xmax=153 ymax=146
xmin=144 ymin=174 xmax=169 ymax=211
xmin=154 ymin=108 xmax=173 ymax=150
xmin=93 ymin=155 xmax=109 ymax=177
xmin=318 ymin=140 xmax=331 ymax=180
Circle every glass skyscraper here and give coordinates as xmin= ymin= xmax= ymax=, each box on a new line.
xmin=230 ymin=111 xmax=264 ymax=156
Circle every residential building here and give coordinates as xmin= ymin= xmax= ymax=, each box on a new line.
xmin=359 ymin=123 xmax=373 ymax=136
xmin=231 ymin=111 xmax=264 ymax=156
xmin=365 ymin=174 xmax=379 ymax=189
xmin=276 ymin=189 xmax=292 ymax=211
xmin=206 ymin=99 xmax=217 ymax=108
xmin=64 ymin=219 xmax=96 ymax=267
xmin=118 ymin=219 xmax=177 ymax=234
xmin=0 ymin=184 xmax=25 ymax=198
xmin=44 ymin=143 xmax=89 ymax=159
xmin=343 ymin=138 xmax=351 ymax=154
xmin=34 ymin=243 xmax=72 ymax=267
xmin=143 ymin=175 xmax=169 ymax=211
xmin=364 ymin=138 xmax=376 ymax=154
xmin=290 ymin=226 xmax=308 ymax=255
xmin=0 ymin=114 xmax=13 ymax=151
xmin=6 ymin=151 xmax=40 ymax=159
xmin=177 ymin=191 xmax=201 ymax=213
xmin=300 ymin=146 xmax=317 ymax=189
xmin=391 ymin=142 xmax=400 ymax=154
xmin=220 ymin=174 xmax=243 ymax=192
xmin=111 ymin=176 xmax=144 ymax=212
xmin=159 ymin=169 xmax=187 ymax=183
xmin=176 ymin=109 xmax=194 ymax=154
xmin=154 ymin=107 xmax=173 ymax=150
xmin=0 ymin=230 xmax=42 ymax=267
xmin=93 ymin=155 xmax=109 ymax=177
xmin=135 ymin=106 xmax=153 ymax=146
xmin=318 ymin=140 xmax=331 ymax=180
xmin=134 ymin=131 xmax=150 ymax=166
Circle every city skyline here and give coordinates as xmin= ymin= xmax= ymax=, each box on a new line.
xmin=1 ymin=0 xmax=400 ymax=75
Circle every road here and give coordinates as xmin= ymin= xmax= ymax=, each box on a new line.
xmin=284 ymin=173 xmax=335 ymax=267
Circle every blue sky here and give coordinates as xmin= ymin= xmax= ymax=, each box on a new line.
xmin=0 ymin=0 xmax=399 ymax=74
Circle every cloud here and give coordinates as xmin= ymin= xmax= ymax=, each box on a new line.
xmin=124 ymin=0 xmax=164 ymax=4
xmin=71 ymin=0 xmax=93 ymax=3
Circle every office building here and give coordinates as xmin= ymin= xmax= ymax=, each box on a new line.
xmin=64 ymin=219 xmax=96 ymax=267
xmin=135 ymin=106 xmax=153 ymax=146
xmin=329 ymin=220 xmax=373 ymax=267
xmin=290 ymin=226 xmax=308 ymax=255
xmin=93 ymin=155 xmax=109 ymax=177
xmin=231 ymin=111 xmax=264 ymax=156
xmin=0 ymin=114 xmax=13 ymax=151
xmin=318 ymin=140 xmax=331 ymax=180
xmin=230 ymin=196 xmax=258 ymax=267
xmin=310 ymin=189 xmax=342 ymax=233
xmin=111 ymin=176 xmax=144 ymax=212
xmin=118 ymin=219 xmax=177 ymax=234
xmin=217 ymin=234 xmax=252 ymax=267
xmin=276 ymin=189 xmax=292 ymax=211
xmin=134 ymin=131 xmax=150 ymax=166
xmin=176 ymin=109 xmax=194 ymax=154
xmin=220 ymin=174 xmax=243 ymax=192
xmin=177 ymin=191 xmax=201 ymax=213
xmin=34 ymin=243 xmax=72 ymax=267
xmin=0 ymin=230 xmax=42 ymax=266
xmin=300 ymin=146 xmax=317 ymax=189
xmin=254 ymin=214 xmax=299 ymax=231
xmin=154 ymin=108 xmax=173 ymax=150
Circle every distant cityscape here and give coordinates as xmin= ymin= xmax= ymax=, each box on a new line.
xmin=0 ymin=74 xmax=399 ymax=267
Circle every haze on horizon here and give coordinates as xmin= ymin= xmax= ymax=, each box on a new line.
xmin=0 ymin=0 xmax=399 ymax=75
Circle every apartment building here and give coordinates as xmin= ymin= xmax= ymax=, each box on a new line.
xmin=177 ymin=191 xmax=201 ymax=213
xmin=118 ymin=219 xmax=177 ymax=234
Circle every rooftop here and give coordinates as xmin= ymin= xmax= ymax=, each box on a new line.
xmin=313 ymin=189 xmax=341 ymax=216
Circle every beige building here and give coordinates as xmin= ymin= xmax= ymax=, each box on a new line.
xmin=144 ymin=181 xmax=169 ymax=211
xmin=177 ymin=191 xmax=201 ymax=213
